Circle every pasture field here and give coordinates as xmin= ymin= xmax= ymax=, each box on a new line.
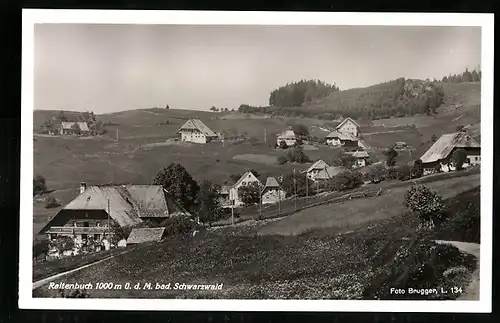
xmin=33 ymin=186 xmax=479 ymax=299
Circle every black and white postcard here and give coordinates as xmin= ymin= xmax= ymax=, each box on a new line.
xmin=20 ymin=10 xmax=493 ymax=312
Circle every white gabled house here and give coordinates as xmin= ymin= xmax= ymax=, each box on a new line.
xmin=177 ymin=119 xmax=218 ymax=144
xmin=220 ymin=171 xmax=262 ymax=208
xmin=303 ymin=160 xmax=330 ymax=181
xmin=335 ymin=117 xmax=360 ymax=137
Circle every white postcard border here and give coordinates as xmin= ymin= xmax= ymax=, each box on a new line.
xmin=20 ymin=9 xmax=494 ymax=312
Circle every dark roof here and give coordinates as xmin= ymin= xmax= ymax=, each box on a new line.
xmin=316 ymin=166 xmax=348 ymax=180
xmin=127 ymin=227 xmax=166 ymax=244
xmin=420 ymin=132 xmax=480 ymax=163
xmin=40 ymin=185 xmax=191 ymax=233
xmin=177 ymin=119 xmax=217 ymax=137
xmin=325 ymin=131 xmax=358 ymax=141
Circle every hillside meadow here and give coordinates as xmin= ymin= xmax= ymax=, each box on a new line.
xmin=33 ymin=185 xmax=480 ymax=300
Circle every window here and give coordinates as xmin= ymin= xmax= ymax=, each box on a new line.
xmin=50 ymin=233 xmax=57 ymax=240
xmin=242 ymin=181 xmax=246 ymax=186
xmin=94 ymin=234 xmax=100 ymax=240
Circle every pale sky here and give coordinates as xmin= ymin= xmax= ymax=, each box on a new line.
xmin=34 ymin=24 xmax=481 ymax=113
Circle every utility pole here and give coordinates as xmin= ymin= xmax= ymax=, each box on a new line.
xmin=231 ymin=199 xmax=234 ymax=226
xmin=409 ymin=149 xmax=413 ymax=181
xmin=107 ymin=198 xmax=110 ymax=238
xmin=293 ymin=168 xmax=297 ymax=211
xmin=259 ymin=185 xmax=262 ymax=219
xmin=116 ymin=128 xmax=119 ymax=141
xmin=264 ymin=128 xmax=267 ymax=143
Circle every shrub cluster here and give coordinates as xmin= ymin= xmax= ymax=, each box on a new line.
xmin=404 ymin=185 xmax=445 ymax=224
xmin=329 ymin=171 xmax=363 ymax=192
xmin=162 ymin=216 xmax=200 ymax=236
xmin=44 ymin=196 xmax=61 ymax=209
xmin=277 ymin=146 xmax=310 ymax=164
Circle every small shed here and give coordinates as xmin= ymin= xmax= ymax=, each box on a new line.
xmin=127 ymin=227 xmax=166 ymax=244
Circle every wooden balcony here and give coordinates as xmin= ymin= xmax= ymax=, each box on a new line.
xmin=47 ymin=226 xmax=110 ymax=234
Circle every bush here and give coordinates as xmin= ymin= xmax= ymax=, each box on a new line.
xmin=33 ymin=239 xmax=50 ymax=260
xmin=162 ymin=216 xmax=199 ymax=236
xmin=387 ymin=167 xmax=399 ymax=180
xmin=451 ymin=148 xmax=467 ymax=171
xmin=287 ymin=146 xmax=310 ymax=163
xmin=364 ymin=164 xmax=388 ymax=184
xmin=33 ymin=175 xmax=46 ymax=195
xmin=44 ymin=196 xmax=61 ymax=208
xmin=329 ymin=171 xmax=363 ymax=192
xmin=396 ymin=165 xmax=412 ymax=181
xmin=404 ymin=185 xmax=445 ymax=224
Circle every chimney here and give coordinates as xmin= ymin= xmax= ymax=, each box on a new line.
xmin=80 ymin=182 xmax=87 ymax=194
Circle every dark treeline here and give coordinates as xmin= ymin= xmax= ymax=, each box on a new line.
xmin=441 ymin=67 xmax=481 ymax=83
xmin=269 ymin=79 xmax=340 ymax=107
xmin=238 ymin=78 xmax=444 ymax=121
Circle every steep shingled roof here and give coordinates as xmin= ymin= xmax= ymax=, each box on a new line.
xmin=325 ymin=131 xmax=358 ymax=141
xmin=127 ymin=227 xmax=166 ymax=244
xmin=352 ymin=151 xmax=369 ymax=158
xmin=316 ymin=166 xmax=348 ymax=180
xmin=61 ymin=122 xmax=90 ymax=132
xmin=420 ymin=132 xmax=480 ymax=164
xmin=303 ymin=160 xmax=330 ymax=173
xmin=177 ymin=119 xmax=217 ymax=137
xmin=40 ymin=185 xmax=191 ymax=233
xmin=233 ymin=171 xmax=261 ymax=188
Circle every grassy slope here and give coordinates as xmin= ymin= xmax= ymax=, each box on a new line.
xmin=33 ymin=185 xmax=479 ymax=299
xmin=257 ymin=172 xmax=480 ymax=236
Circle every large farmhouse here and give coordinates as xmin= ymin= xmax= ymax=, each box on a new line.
xmin=39 ymin=183 xmax=191 ymax=241
xmin=261 ymin=177 xmax=286 ymax=205
xmin=177 ymin=119 xmax=218 ymax=144
xmin=420 ymin=131 xmax=480 ymax=174
xmin=60 ymin=122 xmax=90 ymax=136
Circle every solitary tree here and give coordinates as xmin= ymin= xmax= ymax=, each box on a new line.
xmin=383 ymin=147 xmax=398 ymax=167
xmin=290 ymin=124 xmax=309 ymax=138
xmin=33 ymin=175 xmax=46 ymax=195
xmin=364 ymin=164 xmax=388 ymax=184
xmin=237 ymin=182 xmax=262 ymax=206
xmin=404 ymin=185 xmax=445 ymax=228
xmin=33 ymin=239 xmax=50 ymax=261
xmin=197 ymin=180 xmax=222 ymax=225
xmin=70 ymin=122 xmax=81 ymax=135
xmin=165 ymin=104 xmax=170 ymax=109
xmin=451 ymin=148 xmax=467 ymax=171
xmin=152 ymin=163 xmax=200 ymax=212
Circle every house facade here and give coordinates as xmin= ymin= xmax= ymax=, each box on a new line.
xmin=60 ymin=122 xmax=90 ymax=136
xmin=335 ymin=117 xmax=360 ymax=137
xmin=277 ymin=128 xmax=297 ymax=146
xmin=325 ymin=131 xmax=359 ymax=148
xmin=420 ymin=132 xmax=480 ymax=175
xmin=303 ymin=160 xmax=330 ymax=181
xmin=177 ymin=119 xmax=218 ymax=144
xmin=352 ymin=151 xmax=370 ymax=169
xmin=225 ymin=171 xmax=262 ymax=208
xmin=39 ymin=183 xmax=191 ymax=242
xmin=261 ymin=177 xmax=286 ymax=205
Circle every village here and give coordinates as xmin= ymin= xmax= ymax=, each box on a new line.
xmin=33 ymin=107 xmax=480 ymax=261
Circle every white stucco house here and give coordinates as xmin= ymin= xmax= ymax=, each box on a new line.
xmin=177 ymin=119 xmax=218 ymax=144
xmin=220 ymin=171 xmax=262 ymax=208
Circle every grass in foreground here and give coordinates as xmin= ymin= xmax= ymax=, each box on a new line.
xmin=33 ymin=186 xmax=479 ymax=299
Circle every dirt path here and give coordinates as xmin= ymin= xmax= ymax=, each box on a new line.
xmin=434 ymin=240 xmax=480 ymax=300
